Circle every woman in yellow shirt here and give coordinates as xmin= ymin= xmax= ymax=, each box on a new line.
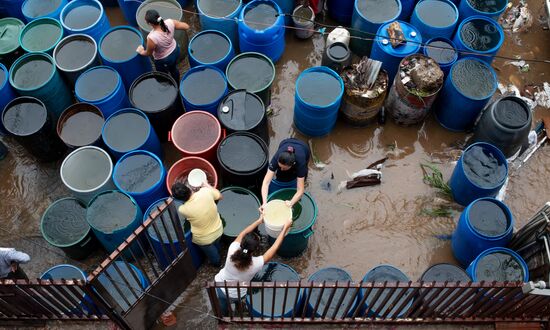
xmin=172 ymin=181 xmax=223 ymax=266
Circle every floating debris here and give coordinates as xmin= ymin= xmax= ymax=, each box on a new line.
xmin=505 ymin=60 xmax=530 ymax=73
xmin=500 ymin=0 xmax=533 ymax=33
xmin=420 ymin=163 xmax=452 ymax=199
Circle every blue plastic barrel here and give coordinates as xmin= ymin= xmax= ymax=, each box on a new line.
xmin=144 ymin=198 xmax=204 ymax=269
xmin=117 ymin=0 xmax=144 ymax=26
xmin=22 ymin=0 xmax=68 ymax=22
xmin=434 ymin=57 xmax=497 ymax=131
xmin=453 ymin=16 xmax=504 ymax=64
xmin=327 ymin=0 xmax=354 ymax=24
xmin=451 ymin=197 xmax=514 ymax=266
xmin=370 ymin=21 xmax=422 ymax=83
xmin=2 ymin=0 xmax=26 ymax=20
xmin=99 ymin=26 xmax=152 ymax=91
xmin=86 ymin=190 xmax=143 ymax=255
xmin=272 ymin=0 xmax=293 ymax=25
xmin=102 ymin=108 xmax=162 ymax=159
xmin=307 ymin=267 xmax=357 ymax=318
xmin=40 ymin=264 xmax=94 ymax=313
xmin=350 ymin=0 xmax=402 ymax=57
xmin=399 ymin=0 xmax=416 ymax=20
xmin=466 ymin=247 xmax=529 ymax=282
xmin=60 ymin=0 xmax=111 ymax=43
xmin=293 ymin=66 xmax=344 ymax=137
xmin=98 ymin=261 xmax=149 ymax=310
xmin=113 ymin=150 xmax=168 ymax=211
xmin=423 ymin=37 xmax=458 ymax=77
xmin=268 ymin=178 xmax=297 ymax=195
xmin=410 ymin=0 xmax=458 ymax=40
xmin=0 ymin=18 xmax=25 ymax=69
xmin=197 ymin=0 xmax=242 ymax=49
xmin=54 ymin=34 xmax=101 ymax=87
xmin=75 ymin=66 xmax=129 ymax=119
xmin=0 ymin=63 xmax=16 ymax=135
xmin=9 ymin=52 xmax=72 ymax=119
xmin=19 ymin=17 xmax=64 ymax=54
xmin=458 ymin=0 xmax=508 ymax=22
xmin=180 ymin=65 xmax=228 ymax=115
xmin=238 ymin=0 xmax=286 ymax=63
xmin=360 ymin=265 xmax=413 ymax=317
xmin=188 ymin=30 xmax=235 ymax=71
xmin=448 ymin=142 xmax=508 ymax=206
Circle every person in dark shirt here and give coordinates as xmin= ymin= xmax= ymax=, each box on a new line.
xmin=260 ymin=138 xmax=310 ymax=210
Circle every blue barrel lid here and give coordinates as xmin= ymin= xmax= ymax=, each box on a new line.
xmin=22 ymin=0 xmax=63 ymax=19
xmin=41 ymin=197 xmax=90 ymax=247
xmin=420 ymin=263 xmax=470 ymax=282
xmin=86 ymin=190 xmax=140 ymax=233
xmin=469 ymin=247 xmax=528 ymax=282
xmin=180 ymin=65 xmax=227 ymax=107
xmin=218 ymin=186 xmax=260 ymax=238
xmin=189 ymin=30 xmax=232 ymax=65
xmin=355 ymin=0 xmax=401 ymax=23
xmin=102 ymin=108 xmax=151 ymax=154
xmin=113 ymin=150 xmax=164 ymax=195
xmin=375 ymin=21 xmax=422 ymax=57
xmin=241 ymin=0 xmax=282 ymax=31
xmin=296 ymin=66 xmax=344 ymax=108
xmin=466 ymin=197 xmax=512 ymax=238
xmin=197 ymin=0 xmax=242 ymax=18
xmin=9 ymin=53 xmax=56 ymax=91
xmin=414 ymin=0 xmax=457 ymax=28
xmin=40 ymin=264 xmax=86 ymax=281
xmin=423 ymin=37 xmax=458 ymax=65
xmin=99 ymin=25 xmax=143 ymax=63
xmin=61 ymin=0 xmax=104 ymax=32
xmin=461 ymin=142 xmax=508 ymax=189
xmin=75 ymin=66 xmax=121 ymax=102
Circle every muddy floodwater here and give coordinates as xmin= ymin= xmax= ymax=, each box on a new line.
xmin=0 ymin=3 xmax=549 ymax=329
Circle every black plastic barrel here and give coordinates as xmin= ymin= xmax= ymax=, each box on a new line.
xmin=217 ymin=131 xmax=268 ymax=193
xmin=2 ymin=96 xmax=66 ymax=161
xmin=217 ymin=90 xmax=269 ymax=144
xmin=218 ymin=186 xmax=260 ymax=241
xmin=321 ymin=42 xmax=352 ymax=74
xmin=471 ymin=96 xmax=532 ymax=158
xmin=129 ymin=71 xmax=182 ymax=142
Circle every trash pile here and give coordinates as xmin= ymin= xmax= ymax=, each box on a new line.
xmin=499 ymin=0 xmax=533 ymax=33
xmin=398 ymin=55 xmax=444 ymax=97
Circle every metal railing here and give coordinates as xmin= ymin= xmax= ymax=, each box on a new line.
xmin=205 ymin=280 xmax=550 ymax=323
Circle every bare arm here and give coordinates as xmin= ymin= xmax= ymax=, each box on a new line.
xmin=262 ymin=219 xmax=292 ymax=263
xmin=136 ymin=37 xmax=156 ymax=56
xmin=287 ymin=177 xmax=305 ymax=207
xmin=173 ymin=20 xmax=190 ymax=30
xmin=260 ymin=169 xmax=275 ymax=208
xmin=235 ymin=216 xmax=263 ymax=244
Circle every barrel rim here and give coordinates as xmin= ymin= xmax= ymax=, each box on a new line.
xmin=60 ymin=146 xmax=114 ymax=194
xmin=75 ymin=65 xmax=122 ymax=103
xmin=40 ymin=197 xmax=91 ymax=248
xmin=98 ymin=25 xmax=144 ymax=64
xmin=86 ymin=189 xmax=141 ymax=232
xmin=413 ymin=0 xmax=458 ymax=30
xmin=461 ymin=0 xmax=508 ymax=16
xmin=295 ymin=66 xmax=344 ymax=109
xmin=308 ymin=266 xmax=353 ymax=281
xmin=375 ymin=20 xmax=422 ymax=55
xmin=419 ymin=262 xmax=470 ymax=282
xmin=240 ymin=0 xmax=284 ymax=32
xmin=456 ymin=15 xmax=505 ymax=55
xmin=166 ymin=156 xmax=219 ymax=193
xmin=39 ymin=264 xmax=87 ymax=281
xmin=467 ymin=247 xmax=529 ymax=282
xmin=354 ymin=0 xmax=402 ymax=24
xmin=53 ymin=34 xmax=99 ymax=73
xmin=464 ymin=197 xmax=514 ymax=239
xmin=129 ymin=71 xmax=179 ymax=113
xmin=460 ymin=142 xmax=508 ymax=189
xmin=9 ymin=52 xmax=56 ymax=92
xmin=0 ymin=17 xmax=25 ymax=55
xmin=188 ymin=29 xmax=233 ymax=66
xmin=219 ymin=186 xmax=261 ymax=236
xmin=449 ymin=57 xmax=497 ymax=101
xmin=113 ymin=149 xmax=166 ymax=196
xmin=180 ymin=65 xmax=228 ymax=108
xmin=423 ymin=37 xmax=458 ymax=65
xmin=292 ymin=5 xmax=315 ymax=24
xmin=22 ymin=0 xmax=63 ymax=20
xmin=143 ymin=197 xmax=187 ymax=243
xmin=0 ymin=63 xmax=8 ymax=91
xmin=267 ymin=188 xmax=317 ymax=234
xmin=217 ymin=131 xmax=268 ymax=175
xmin=60 ymin=0 xmax=105 ymax=33
xmin=226 ymin=52 xmax=276 ymax=93
xmin=489 ymin=96 xmax=532 ymax=132
xmin=57 ymin=102 xmax=104 ymax=148
xmin=170 ymin=110 xmax=222 ymax=155
xmin=136 ymin=0 xmax=183 ymax=33
xmin=102 ymin=108 xmax=153 ymax=153
xmin=2 ymin=96 xmax=48 ymax=136
xmin=217 ymin=89 xmax=265 ymax=133
xmin=197 ymin=0 xmax=243 ymax=20
xmin=19 ymin=17 xmax=64 ymax=54
xmin=362 ymin=264 xmax=410 ymax=282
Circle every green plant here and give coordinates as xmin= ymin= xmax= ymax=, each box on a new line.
xmin=420 ymin=207 xmax=453 ymax=218
xmin=420 ymin=163 xmax=452 ymax=198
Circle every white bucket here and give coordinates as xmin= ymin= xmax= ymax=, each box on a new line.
xmin=263 ymin=199 xmax=292 ymax=238
xmin=292 ymin=5 xmax=315 ymax=40
xmin=327 ymin=27 xmax=350 ymax=47
xmin=60 ymin=146 xmax=115 ymax=204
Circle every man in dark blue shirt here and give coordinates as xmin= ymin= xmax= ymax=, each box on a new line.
xmin=260 ymin=138 xmax=310 ymax=210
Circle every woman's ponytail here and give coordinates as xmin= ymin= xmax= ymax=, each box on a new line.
xmin=145 ymin=9 xmax=168 ymax=33
xmin=230 ymin=233 xmax=260 ymax=270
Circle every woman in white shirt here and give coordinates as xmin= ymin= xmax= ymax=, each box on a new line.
xmin=214 ymin=215 xmax=291 ymax=315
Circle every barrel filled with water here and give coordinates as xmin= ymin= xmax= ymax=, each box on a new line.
xmin=217 ymin=90 xmax=268 ymax=144
xmin=458 ymin=0 xmax=508 ymax=21
xmin=180 ymin=65 xmax=228 ymax=115
xmin=453 ymin=16 xmax=504 ymax=64
xmin=60 ymin=146 xmax=115 ymax=203
xmin=54 ymin=34 xmax=100 ymax=86
xmin=466 ymin=247 xmax=529 ymax=282
xmin=360 ymin=265 xmax=413 ymax=317
xmin=294 ymin=66 xmax=344 ymax=137
xmin=218 ymin=187 xmax=260 ymax=240
xmin=327 ymin=0 xmax=355 ymax=24
xmin=410 ymin=0 xmax=458 ymax=40
xmin=2 ymin=96 xmax=66 ymax=161
xmin=144 ymin=198 xmax=204 ymax=269
xmin=60 ymin=0 xmax=111 ymax=42
xmin=423 ymin=37 xmax=458 ymax=76
xmin=307 ymin=267 xmax=358 ymax=317
xmin=226 ymin=52 xmax=276 ymax=106
xmin=370 ymin=21 xmax=422 ymax=83
xmin=189 ymin=30 xmax=235 ymax=71
xmin=75 ymin=66 xmax=130 ymax=119
xmin=97 ymin=261 xmax=149 ymax=310
xmin=118 ymin=0 xmax=143 ymax=26
xmin=166 ymin=156 xmax=219 ymax=194
xmin=170 ymin=111 xmax=222 ymax=163
xmin=452 ymin=197 xmax=514 ymax=266
xmin=434 ymin=57 xmax=497 ymax=131
xmin=471 ymin=96 xmax=532 ymax=158
xmin=419 ymin=263 xmax=470 ymax=316
xmin=350 ymin=0 xmax=402 ymax=56
xmin=57 ymin=103 xmax=105 ymax=150
xmin=86 ymin=190 xmax=143 ymax=255
xmin=102 ymin=108 xmax=162 ymax=159
xmin=0 ymin=63 xmax=16 ymax=135
xmin=198 ymin=0 xmax=242 ymax=49
xmin=99 ymin=26 xmax=152 ymax=90
xmin=129 ymin=71 xmax=182 ymax=142
xmin=40 ymin=197 xmax=97 ymax=260
xmin=217 ymin=132 xmax=269 ymax=193
xmin=321 ymin=42 xmax=352 ymax=74
xmin=113 ymin=150 xmax=168 ymax=211
xmin=22 ymin=0 xmax=68 ymax=22
xmin=19 ymin=17 xmax=64 ymax=54
xmin=238 ymin=0 xmax=286 ymax=63
xmin=449 ymin=142 xmax=508 ymax=206
xmin=0 ymin=18 xmax=25 ymax=69
xmin=9 ymin=52 xmax=72 ymax=119
xmin=247 ymin=262 xmax=303 ymax=317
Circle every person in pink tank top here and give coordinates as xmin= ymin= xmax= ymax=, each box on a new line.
xmin=136 ymin=9 xmax=189 ymax=82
